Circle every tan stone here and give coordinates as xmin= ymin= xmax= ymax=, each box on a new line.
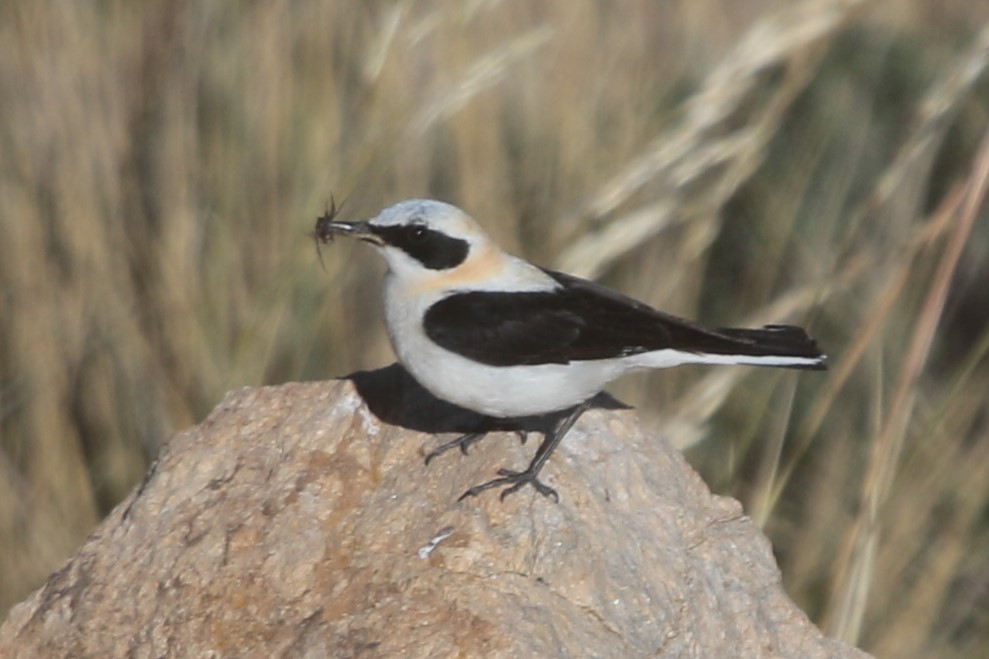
xmin=0 ymin=365 xmax=869 ymax=658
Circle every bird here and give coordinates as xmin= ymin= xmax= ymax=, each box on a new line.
xmin=312 ymin=198 xmax=827 ymax=502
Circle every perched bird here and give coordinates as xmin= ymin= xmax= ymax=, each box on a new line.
xmin=313 ymin=199 xmax=826 ymax=501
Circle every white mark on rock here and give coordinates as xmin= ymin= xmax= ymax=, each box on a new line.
xmin=331 ymin=390 xmax=363 ymax=420
xmin=357 ymin=404 xmax=381 ymax=436
xmin=417 ymin=525 xmax=455 ymax=559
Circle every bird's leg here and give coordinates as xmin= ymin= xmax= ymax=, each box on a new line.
xmin=459 ymin=399 xmax=592 ymax=503
xmin=424 ymin=432 xmax=485 ymax=465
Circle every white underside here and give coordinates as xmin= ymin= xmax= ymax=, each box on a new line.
xmin=400 ymin=345 xmax=818 ymax=418
xmin=404 ymin=348 xmax=628 ymax=418
xmin=382 ymin=272 xmax=821 ymax=418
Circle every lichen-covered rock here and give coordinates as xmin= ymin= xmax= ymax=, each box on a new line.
xmin=0 ymin=366 xmax=869 ymax=658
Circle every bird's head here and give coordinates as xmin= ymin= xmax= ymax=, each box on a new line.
xmin=314 ymin=199 xmax=512 ymax=289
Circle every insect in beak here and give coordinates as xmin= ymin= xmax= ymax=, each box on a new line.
xmin=310 ymin=196 xmax=346 ymax=272
xmin=310 ymin=196 xmax=388 ymax=271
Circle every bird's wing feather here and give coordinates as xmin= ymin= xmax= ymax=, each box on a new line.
xmin=422 ymin=269 xmax=714 ymax=367
xmin=541 ymin=270 xmax=747 ymax=358
xmin=423 ymin=290 xmax=586 ymax=366
xmin=543 ymin=270 xmax=824 ymax=363
xmin=424 ymin=269 xmax=824 ymax=367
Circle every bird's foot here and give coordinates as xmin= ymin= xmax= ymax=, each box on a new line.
xmin=458 ymin=467 xmax=559 ymax=503
xmin=425 ymin=429 xmax=527 ymax=465
xmin=424 ymin=432 xmax=485 ymax=465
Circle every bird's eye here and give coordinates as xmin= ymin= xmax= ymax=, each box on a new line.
xmin=406 ymin=225 xmax=428 ymax=243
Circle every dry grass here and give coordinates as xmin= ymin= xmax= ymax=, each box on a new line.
xmin=2 ymin=1 xmax=988 ymax=655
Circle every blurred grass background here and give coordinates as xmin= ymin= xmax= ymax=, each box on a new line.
xmin=1 ymin=0 xmax=988 ymax=655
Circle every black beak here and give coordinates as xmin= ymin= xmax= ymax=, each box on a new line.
xmin=312 ymin=219 xmax=383 ymax=245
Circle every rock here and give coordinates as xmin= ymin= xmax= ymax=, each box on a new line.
xmin=0 ymin=365 xmax=868 ymax=658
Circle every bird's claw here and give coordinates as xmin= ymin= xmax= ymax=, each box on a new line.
xmin=458 ymin=467 xmax=559 ymax=503
xmin=424 ymin=432 xmax=484 ymax=465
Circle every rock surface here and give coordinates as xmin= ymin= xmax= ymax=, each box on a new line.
xmin=0 ymin=365 xmax=869 ymax=658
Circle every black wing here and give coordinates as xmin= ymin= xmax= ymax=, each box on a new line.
xmin=423 ymin=269 xmax=825 ymax=368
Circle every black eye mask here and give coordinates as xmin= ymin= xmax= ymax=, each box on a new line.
xmin=371 ymin=224 xmax=470 ymax=270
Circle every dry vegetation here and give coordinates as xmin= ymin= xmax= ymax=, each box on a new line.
xmin=2 ymin=0 xmax=988 ymax=655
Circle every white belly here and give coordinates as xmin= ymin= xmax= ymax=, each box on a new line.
xmin=383 ymin=278 xmax=626 ymax=418
xmin=402 ymin=339 xmax=623 ymax=417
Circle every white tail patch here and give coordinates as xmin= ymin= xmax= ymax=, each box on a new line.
xmin=630 ymin=349 xmax=826 ymax=370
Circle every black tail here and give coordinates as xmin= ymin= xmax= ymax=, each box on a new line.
xmin=714 ymin=324 xmax=828 ymax=370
